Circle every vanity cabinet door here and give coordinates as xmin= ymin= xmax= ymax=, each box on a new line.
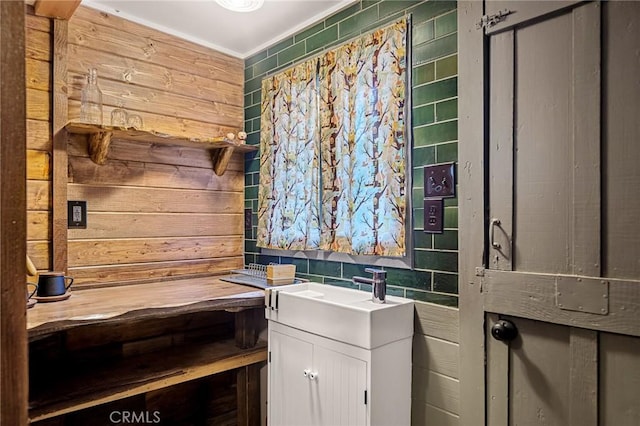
xmin=269 ymin=330 xmax=314 ymax=426
xmin=269 ymin=326 xmax=368 ymax=426
xmin=313 ymin=344 xmax=367 ymax=426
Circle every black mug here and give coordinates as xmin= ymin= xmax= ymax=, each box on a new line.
xmin=37 ymin=272 xmax=73 ymax=297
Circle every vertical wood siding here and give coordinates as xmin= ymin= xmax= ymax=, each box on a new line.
xmin=26 ymin=10 xmax=53 ymax=270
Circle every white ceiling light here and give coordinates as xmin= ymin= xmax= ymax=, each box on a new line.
xmin=215 ymin=0 xmax=265 ymax=13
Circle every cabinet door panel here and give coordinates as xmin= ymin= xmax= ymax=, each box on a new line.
xmin=269 ymin=330 xmax=314 ymax=426
xmin=313 ymin=345 xmax=367 ymax=426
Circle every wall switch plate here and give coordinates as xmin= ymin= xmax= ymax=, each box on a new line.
xmin=244 ymin=208 xmax=253 ymax=230
xmin=68 ymin=201 xmax=87 ymax=229
xmin=424 ymin=162 xmax=456 ymax=198
xmin=423 ymin=198 xmax=444 ymax=234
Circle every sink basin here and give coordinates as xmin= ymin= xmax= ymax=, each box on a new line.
xmin=265 ymin=282 xmax=414 ymax=349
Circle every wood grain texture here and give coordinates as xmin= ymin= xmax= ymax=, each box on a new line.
xmin=26 ymin=57 xmax=51 ymax=91
xmin=68 ymin=236 xmax=243 ymax=267
xmin=67 ymin=44 xmax=243 ymax=105
xmin=69 ymin=6 xmax=243 ymax=86
xmin=0 ymin=1 xmax=28 ymax=423
xmin=68 ymin=134 xmax=245 ymax=170
xmin=68 ymin=257 xmax=244 ymax=287
xmin=30 ymin=340 xmax=266 ymax=422
xmin=27 ymin=180 xmax=51 ymax=210
xmin=484 ymin=270 xmax=640 ymax=337
xmin=67 ymin=70 xmax=243 ymax=127
xmin=68 ymin=212 xmax=242 ymax=239
xmin=600 ymin=332 xmax=640 ymax=425
xmin=27 ymin=277 xmax=262 ymax=333
xmin=68 ymin=100 xmax=240 ymax=141
xmin=27 ymin=149 xmax=50 ymax=180
xmin=52 ymin=19 xmax=68 ymax=272
xmin=67 ymin=184 xmax=242 ymax=213
xmin=457 ymin=2 xmax=487 ymax=424
xmin=27 ymin=211 xmax=50 ymax=241
xmin=236 ymin=364 xmax=262 ymax=426
xmin=27 ymin=118 xmax=52 ymax=151
xmin=488 ymin=30 xmax=514 ymax=271
xmin=26 ymin=27 xmax=51 ymax=62
xmin=63 ymin=5 xmax=247 ymax=286
xmin=68 ymin=155 xmax=244 ymax=191
xmin=34 ymin=0 xmax=81 ymax=19
xmin=26 ymin=88 xmax=50 ymax=120
xmin=571 ymin=2 xmax=601 ymax=277
xmin=486 ymin=314 xmax=508 ymax=426
xmin=569 ymin=327 xmax=597 ymax=426
xmin=88 ymin=130 xmax=112 ymax=165
xmin=27 ymin=241 xmax=50 ymax=270
xmin=603 ymin=0 xmax=640 ymax=279
xmin=26 ymin=11 xmax=51 ymax=33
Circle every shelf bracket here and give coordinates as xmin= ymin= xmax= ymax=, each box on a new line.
xmin=88 ymin=131 xmax=113 ymax=165
xmin=211 ymin=146 xmax=236 ymax=176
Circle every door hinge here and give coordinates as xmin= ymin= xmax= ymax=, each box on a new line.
xmin=268 ymin=351 xmax=271 ymax=363
xmin=364 ymin=390 xmax=367 ymax=405
xmin=476 ymin=9 xmax=513 ymax=30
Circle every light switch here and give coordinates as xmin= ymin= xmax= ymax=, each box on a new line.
xmin=424 ymin=162 xmax=456 ymax=198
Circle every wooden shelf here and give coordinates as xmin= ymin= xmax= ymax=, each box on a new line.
xmin=27 ymin=276 xmax=265 ymax=339
xmin=64 ymin=122 xmax=258 ymax=176
xmin=27 ymin=277 xmax=267 ymax=422
xmin=29 ymin=338 xmax=267 ymax=422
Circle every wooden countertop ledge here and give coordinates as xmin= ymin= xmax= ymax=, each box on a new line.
xmin=27 ymin=276 xmax=264 ymax=339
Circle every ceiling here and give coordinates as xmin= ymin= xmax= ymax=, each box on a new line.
xmin=82 ymin=0 xmax=356 ymax=58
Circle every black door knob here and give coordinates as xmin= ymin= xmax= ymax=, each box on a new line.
xmin=491 ymin=319 xmax=518 ymax=341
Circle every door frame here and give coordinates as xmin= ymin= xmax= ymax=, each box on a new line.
xmin=0 ymin=0 xmax=28 ymax=423
xmin=458 ymin=2 xmax=487 ymax=425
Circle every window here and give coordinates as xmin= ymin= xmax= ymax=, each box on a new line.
xmin=257 ymin=19 xmax=409 ymax=261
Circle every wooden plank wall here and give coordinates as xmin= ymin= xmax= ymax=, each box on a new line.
xmin=412 ymin=302 xmax=460 ymax=426
xmin=26 ymin=8 xmax=53 ymax=271
xmin=59 ymin=6 xmax=246 ymax=286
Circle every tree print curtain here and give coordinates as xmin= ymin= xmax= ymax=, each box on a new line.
xmin=257 ymin=19 xmax=407 ymax=257
xmin=257 ymin=58 xmax=321 ymax=250
xmin=318 ymin=19 xmax=407 ymax=256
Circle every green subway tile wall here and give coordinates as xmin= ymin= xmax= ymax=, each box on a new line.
xmin=243 ymin=0 xmax=458 ymax=307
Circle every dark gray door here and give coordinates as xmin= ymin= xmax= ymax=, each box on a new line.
xmin=460 ymin=1 xmax=640 ymax=425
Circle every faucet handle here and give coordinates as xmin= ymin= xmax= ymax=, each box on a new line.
xmin=364 ymin=268 xmax=386 ymax=277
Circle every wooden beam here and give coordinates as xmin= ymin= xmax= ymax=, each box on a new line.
xmin=52 ymin=19 xmax=68 ymax=272
xmin=0 ymin=1 xmax=28 ymax=423
xmin=34 ymin=0 xmax=81 ymax=20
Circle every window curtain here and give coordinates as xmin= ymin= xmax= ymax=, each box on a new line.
xmin=318 ymin=19 xmax=407 ymax=256
xmin=257 ymin=58 xmax=321 ymax=250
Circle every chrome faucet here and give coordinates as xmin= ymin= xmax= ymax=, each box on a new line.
xmin=352 ymin=268 xmax=387 ymax=303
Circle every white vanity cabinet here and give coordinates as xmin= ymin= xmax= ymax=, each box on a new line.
xmin=265 ymin=282 xmax=414 ymax=426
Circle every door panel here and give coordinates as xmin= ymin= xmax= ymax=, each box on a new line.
xmin=512 ymin=11 xmax=574 ymax=274
xmin=313 ymin=345 xmax=367 ymax=426
xmin=484 ymin=1 xmax=582 ymax=34
xmin=604 ymin=1 xmax=640 ymax=279
xmin=473 ymin=1 xmax=640 ymax=425
xmin=269 ymin=330 xmax=314 ymax=426
xmin=487 ymin=315 xmax=572 ymax=426
xmin=599 ymin=333 xmax=640 ymax=425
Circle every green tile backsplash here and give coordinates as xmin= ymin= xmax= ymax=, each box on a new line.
xmin=243 ymin=0 xmax=458 ymax=307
